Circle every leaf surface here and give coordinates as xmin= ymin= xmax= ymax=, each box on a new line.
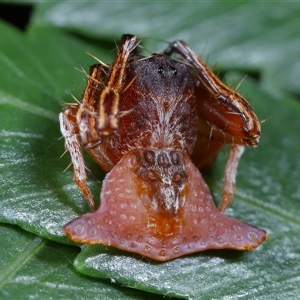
xmin=0 ymin=224 xmax=160 ymax=300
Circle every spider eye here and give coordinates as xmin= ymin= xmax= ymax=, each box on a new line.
xmin=158 ymin=66 xmax=164 ymax=74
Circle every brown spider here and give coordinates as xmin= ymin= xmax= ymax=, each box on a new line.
xmin=60 ymin=34 xmax=267 ymax=261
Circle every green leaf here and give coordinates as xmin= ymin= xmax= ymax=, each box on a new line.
xmin=32 ymin=1 xmax=300 ymax=95
xmin=1 ymin=1 xmax=300 ymax=299
xmin=0 ymin=223 xmax=162 ymax=300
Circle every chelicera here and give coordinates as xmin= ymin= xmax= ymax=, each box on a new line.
xmin=59 ymin=34 xmax=267 ymax=261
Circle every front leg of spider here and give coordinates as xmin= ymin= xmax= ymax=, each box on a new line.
xmin=59 ymin=106 xmax=97 ymax=211
xmin=163 ymin=40 xmax=261 ymax=212
xmin=60 ymin=35 xmax=138 ymax=211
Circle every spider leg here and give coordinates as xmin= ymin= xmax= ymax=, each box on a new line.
xmin=59 ymin=107 xmax=97 ymax=211
xmin=163 ymin=40 xmax=261 ymax=147
xmin=219 ymin=145 xmax=244 ymax=212
xmin=165 ymin=40 xmax=260 ymax=212
xmin=97 ymin=34 xmax=138 ymax=135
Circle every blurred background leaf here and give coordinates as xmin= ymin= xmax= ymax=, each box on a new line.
xmin=32 ymin=1 xmax=300 ymax=96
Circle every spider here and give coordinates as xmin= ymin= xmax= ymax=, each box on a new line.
xmin=59 ymin=34 xmax=267 ymax=261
